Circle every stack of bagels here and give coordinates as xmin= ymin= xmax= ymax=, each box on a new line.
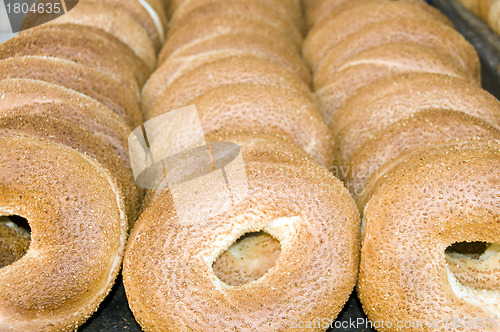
xmin=123 ymin=0 xmax=361 ymax=331
xmin=0 ymin=0 xmax=168 ymax=330
xmin=457 ymin=0 xmax=500 ymax=35
xmin=304 ymin=0 xmax=500 ymax=330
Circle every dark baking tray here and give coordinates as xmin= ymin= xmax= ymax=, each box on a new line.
xmin=80 ymin=1 xmax=500 ymax=330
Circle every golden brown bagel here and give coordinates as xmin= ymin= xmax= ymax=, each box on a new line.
xmin=304 ymin=0 xmax=440 ymax=27
xmin=343 ymin=110 xmax=500 ymax=208
xmin=0 ymin=135 xmax=127 ymax=331
xmin=151 ymin=83 xmax=334 ymax=169
xmin=315 ymin=42 xmax=476 ymax=123
xmin=49 ymin=1 xmax=156 ymax=71
xmin=0 ymin=24 xmax=149 ymax=90
xmin=155 ymin=33 xmax=310 ymax=83
xmin=159 ymin=15 xmax=301 ymax=62
xmin=303 ymin=0 xmax=451 ymax=70
xmin=358 ymin=140 xmax=500 ymax=332
xmin=0 ymin=113 xmax=142 ymax=225
xmin=80 ymin=0 xmax=167 ymax=51
xmin=0 ymin=56 xmax=142 ymax=128
xmin=315 ymin=17 xmax=480 ymax=86
xmin=489 ymin=0 xmax=500 ymax=34
xmin=168 ymin=0 xmax=302 ymax=44
xmin=171 ymin=0 xmax=304 ymax=34
xmin=146 ymin=54 xmax=313 ymax=117
xmin=332 ymin=73 xmax=500 ymax=166
xmin=0 ymin=79 xmax=131 ymax=164
xmin=123 ymin=133 xmax=360 ymax=331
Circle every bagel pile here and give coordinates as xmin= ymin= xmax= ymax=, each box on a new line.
xmin=123 ymin=0 xmax=361 ymax=330
xmin=457 ymin=0 xmax=500 ymax=35
xmin=304 ymin=0 xmax=500 ymax=330
xmin=0 ymin=0 xmax=168 ymax=330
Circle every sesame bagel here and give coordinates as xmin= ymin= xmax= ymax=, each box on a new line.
xmin=168 ymin=0 xmax=302 ymax=44
xmin=315 ymin=17 xmax=480 ymax=86
xmin=146 ymin=54 xmax=313 ymax=117
xmin=0 ymin=79 xmax=131 ymax=164
xmin=80 ymin=0 xmax=167 ymax=51
xmin=159 ymin=15 xmax=301 ymax=62
xmin=155 ymin=33 xmax=310 ymax=83
xmin=358 ymin=140 xmax=500 ymax=332
xmin=0 ymin=24 xmax=149 ymax=90
xmin=123 ymin=134 xmax=359 ymax=331
xmin=152 ymin=83 xmax=334 ymax=169
xmin=303 ymin=0 xmax=451 ymax=70
xmin=171 ymin=0 xmax=304 ymax=34
xmin=49 ymin=1 xmax=156 ymax=71
xmin=304 ymin=0 xmax=440 ymax=26
xmin=332 ymin=73 xmax=500 ymax=165
xmin=0 ymin=56 xmax=142 ymax=128
xmin=344 ymin=110 xmax=500 ymax=208
xmin=0 ymin=135 xmax=127 ymax=331
xmin=315 ymin=43 xmax=476 ymax=123
xmin=0 ymin=113 xmax=142 ymax=224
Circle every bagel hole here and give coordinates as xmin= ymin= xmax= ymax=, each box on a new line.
xmin=445 ymin=241 xmax=490 ymax=260
xmin=213 ymin=231 xmax=281 ymax=286
xmin=0 ymin=215 xmax=31 ymax=268
xmin=445 ymin=241 xmax=500 ymax=293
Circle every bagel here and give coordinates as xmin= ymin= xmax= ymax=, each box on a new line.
xmin=0 ymin=79 xmax=132 ymax=164
xmin=80 ymin=0 xmax=167 ymax=51
xmin=489 ymin=0 xmax=500 ymax=34
xmin=0 ymin=56 xmax=142 ymax=128
xmin=303 ymin=0 xmax=451 ymax=70
xmin=315 ymin=42 xmax=476 ymax=123
xmin=49 ymin=1 xmax=156 ymax=71
xmin=343 ymin=110 xmax=500 ymax=208
xmin=146 ymin=54 xmax=313 ymax=117
xmin=168 ymin=0 xmax=302 ymax=43
xmin=171 ymin=0 xmax=304 ymax=34
xmin=0 ymin=24 xmax=149 ymax=90
xmin=304 ymin=0 xmax=443 ymax=27
xmin=154 ymin=33 xmax=310 ymax=83
xmin=358 ymin=140 xmax=500 ymax=332
xmin=0 ymin=113 xmax=142 ymax=225
xmin=151 ymin=83 xmax=334 ymax=169
xmin=315 ymin=17 xmax=480 ymax=86
xmin=159 ymin=15 xmax=301 ymax=62
xmin=0 ymin=135 xmax=127 ymax=331
xmin=332 ymin=73 xmax=500 ymax=165
xmin=123 ymin=133 xmax=360 ymax=331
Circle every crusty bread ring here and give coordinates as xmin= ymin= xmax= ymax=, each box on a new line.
xmin=168 ymin=0 xmax=302 ymax=44
xmin=332 ymin=73 xmax=500 ymax=165
xmin=80 ymin=0 xmax=167 ymax=51
xmin=0 ymin=24 xmax=149 ymax=91
xmin=343 ymin=110 xmax=500 ymax=208
xmin=315 ymin=42 xmax=477 ymax=123
xmin=0 ymin=135 xmax=127 ymax=331
xmin=170 ymin=0 xmax=304 ymax=34
xmin=154 ymin=33 xmax=310 ymax=83
xmin=0 ymin=113 xmax=142 ymax=225
xmin=49 ymin=1 xmax=156 ymax=71
xmin=315 ymin=17 xmax=480 ymax=87
xmin=0 ymin=79 xmax=131 ymax=164
xmin=0 ymin=56 xmax=142 ymax=128
xmin=303 ymin=0 xmax=452 ymax=70
xmin=358 ymin=140 xmax=500 ymax=331
xmin=149 ymin=82 xmax=334 ymax=169
xmin=145 ymin=54 xmax=313 ymax=116
xmin=159 ymin=15 xmax=301 ymax=62
xmin=304 ymin=0 xmax=444 ymax=27
xmin=123 ymin=133 xmax=360 ymax=331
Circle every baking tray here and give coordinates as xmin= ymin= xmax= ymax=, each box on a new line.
xmin=80 ymin=1 xmax=500 ymax=331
